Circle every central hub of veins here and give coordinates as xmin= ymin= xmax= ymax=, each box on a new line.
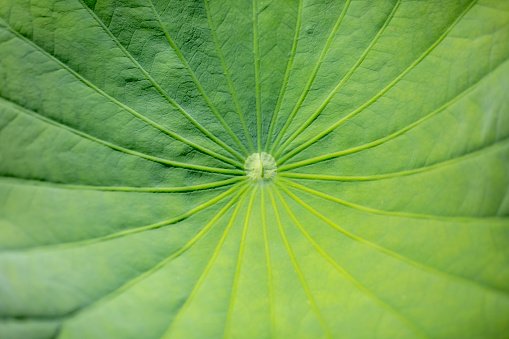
xmin=244 ymin=152 xmax=277 ymax=180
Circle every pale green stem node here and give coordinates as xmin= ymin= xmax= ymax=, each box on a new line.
xmin=244 ymin=152 xmax=277 ymax=180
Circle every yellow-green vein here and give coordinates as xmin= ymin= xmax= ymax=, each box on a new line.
xmin=273 ymin=188 xmax=427 ymax=338
xmin=204 ymin=0 xmax=255 ymax=153
xmin=264 ymin=0 xmax=303 ymax=152
xmin=0 ymin=176 xmax=244 ymax=193
xmin=277 ymin=181 xmax=509 ymax=297
xmin=267 ymin=186 xmax=331 ymax=338
xmin=273 ymin=0 xmax=402 ymax=159
xmin=269 ymin=0 xmax=352 ymax=154
xmin=55 ymin=185 xmax=249 ymax=326
xmin=223 ymin=186 xmax=258 ymax=338
xmin=278 ymin=178 xmax=508 ymax=222
xmin=260 ymin=186 xmax=275 ymax=338
xmin=253 ymin=0 xmax=262 ymax=151
xmin=77 ymin=0 xmax=245 ymax=166
xmin=1 ymin=181 xmax=247 ymax=253
xmin=147 ymin=0 xmax=250 ymax=157
xmin=276 ymin=0 xmax=478 ymax=165
xmin=278 ymin=57 xmax=508 ymax=170
xmin=0 ymin=97 xmax=244 ymax=176
xmin=0 ymin=25 xmax=242 ymax=169
xmin=160 ymin=185 xmax=251 ymax=339
xmin=278 ymin=137 xmax=509 ymax=182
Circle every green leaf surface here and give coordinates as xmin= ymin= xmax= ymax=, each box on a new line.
xmin=1 ymin=0 xmax=508 ymax=338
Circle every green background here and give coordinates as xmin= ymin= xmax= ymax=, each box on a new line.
xmin=1 ymin=0 xmax=508 ymax=337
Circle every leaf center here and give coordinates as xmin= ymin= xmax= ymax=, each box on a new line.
xmin=244 ymin=152 xmax=277 ymax=180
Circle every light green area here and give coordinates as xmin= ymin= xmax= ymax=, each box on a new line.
xmin=0 ymin=0 xmax=508 ymax=338
xmin=244 ymin=153 xmax=277 ymax=180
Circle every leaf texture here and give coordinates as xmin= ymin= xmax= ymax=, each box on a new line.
xmin=0 ymin=0 xmax=508 ymax=338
